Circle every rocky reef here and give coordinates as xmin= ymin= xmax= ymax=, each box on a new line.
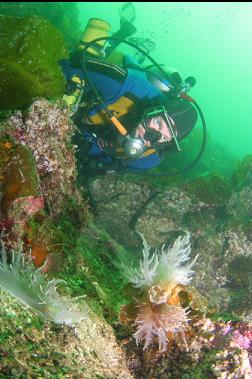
xmin=0 ymin=8 xmax=251 ymax=378
xmin=1 ymin=97 xmax=251 ymax=377
xmin=0 ymin=98 xmax=132 ymax=378
xmin=0 ymin=2 xmax=81 ymax=49
xmin=0 ymin=99 xmax=85 ymax=268
xmin=86 ymin=163 xmax=252 ymax=320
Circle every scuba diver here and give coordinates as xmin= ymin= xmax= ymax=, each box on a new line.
xmin=61 ymin=3 xmax=206 ymax=175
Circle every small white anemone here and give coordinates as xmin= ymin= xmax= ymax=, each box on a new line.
xmin=0 ymin=244 xmax=88 ymax=326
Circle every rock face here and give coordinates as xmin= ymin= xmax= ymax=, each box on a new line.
xmin=0 ymin=2 xmax=81 ymax=49
xmin=3 ymin=99 xmax=77 ymax=218
xmin=1 ymin=144 xmax=40 ymax=216
xmin=87 ymin=168 xmax=252 ymax=317
xmin=0 ymin=15 xmax=68 ymax=110
xmin=0 ymin=100 xmax=84 ymax=268
xmin=0 ymin=289 xmax=133 ymax=379
xmin=88 ymin=176 xmax=154 ymax=249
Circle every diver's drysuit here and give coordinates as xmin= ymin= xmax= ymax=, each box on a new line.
xmin=61 ymin=17 xmax=198 ymax=173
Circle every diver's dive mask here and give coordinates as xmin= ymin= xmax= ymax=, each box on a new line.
xmin=141 ymin=105 xmax=182 ymax=152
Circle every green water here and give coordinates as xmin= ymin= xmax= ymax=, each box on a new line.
xmin=78 ymin=2 xmax=252 ymax=160
xmin=1 ymin=2 xmax=251 ymax=161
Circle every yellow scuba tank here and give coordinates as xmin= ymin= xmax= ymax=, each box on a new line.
xmin=79 ymin=18 xmax=111 ymax=57
xmin=63 ymin=19 xmax=111 ymax=114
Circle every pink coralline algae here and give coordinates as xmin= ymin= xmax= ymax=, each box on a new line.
xmin=12 ymin=196 xmax=44 ymax=217
xmin=222 ymin=321 xmax=252 ymax=351
xmin=7 ymin=100 xmax=76 ymax=176
xmin=230 ymin=325 xmax=252 ymax=352
xmin=9 ymin=127 xmax=27 ymax=145
xmin=218 ymin=321 xmax=252 ymax=376
xmin=8 ymin=196 xmax=45 ymax=228
xmin=232 ymin=329 xmax=252 ymax=350
xmin=6 ymin=100 xmax=78 ymax=217
xmin=0 ymin=218 xmax=14 ymax=232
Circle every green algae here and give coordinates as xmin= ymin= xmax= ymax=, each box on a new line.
xmin=183 ymin=174 xmax=232 ymax=207
xmin=0 ymin=2 xmax=81 ymax=49
xmin=227 ymin=255 xmax=252 ymax=316
xmin=0 ymin=15 xmax=68 ymax=110
xmin=231 ymin=155 xmax=252 ymax=190
xmin=57 ymin=220 xmax=129 ymax=323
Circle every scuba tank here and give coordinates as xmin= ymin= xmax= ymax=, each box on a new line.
xmin=79 ymin=18 xmax=111 ymax=58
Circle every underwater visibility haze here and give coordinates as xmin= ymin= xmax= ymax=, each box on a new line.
xmin=0 ymin=2 xmax=252 ymax=378
xmin=78 ymin=2 xmax=252 ymax=160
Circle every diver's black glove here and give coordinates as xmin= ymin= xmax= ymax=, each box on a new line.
xmin=116 ymin=19 xmax=137 ymax=39
xmin=104 ymin=19 xmax=137 ymax=58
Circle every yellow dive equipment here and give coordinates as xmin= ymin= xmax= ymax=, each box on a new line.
xmin=79 ymin=18 xmax=111 ymax=57
xmin=63 ymin=75 xmax=85 ymax=116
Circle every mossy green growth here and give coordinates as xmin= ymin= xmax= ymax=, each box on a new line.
xmin=0 ymin=132 xmax=15 ymax=181
xmin=242 ymin=219 xmax=252 ymax=241
xmin=183 ymin=174 xmax=232 ymax=206
xmin=185 ymin=348 xmax=225 ymax=379
xmin=62 ymin=228 xmax=129 ymax=323
xmin=227 ymin=255 xmax=252 ymax=315
xmin=55 ymin=212 xmax=129 ymax=323
xmin=0 ymin=15 xmax=68 ymax=110
xmin=0 ymin=2 xmax=81 ymax=50
xmin=231 ymin=154 xmax=252 ymax=190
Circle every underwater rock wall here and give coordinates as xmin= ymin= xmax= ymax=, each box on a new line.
xmin=87 ymin=167 xmax=252 ymax=319
xmin=0 ymin=99 xmax=86 ymax=268
xmin=0 ymin=96 xmax=252 ymax=379
xmin=3 ymin=99 xmax=78 ymax=218
xmin=0 ymin=2 xmax=81 ymax=49
xmin=0 ymin=288 xmax=133 ymax=379
xmin=0 ymin=97 xmax=251 ymax=377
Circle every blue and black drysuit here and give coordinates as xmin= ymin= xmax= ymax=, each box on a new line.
xmin=61 ymin=55 xmax=172 ymax=171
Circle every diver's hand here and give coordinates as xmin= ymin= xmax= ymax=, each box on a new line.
xmin=97 ymin=138 xmax=115 ymax=154
xmin=118 ymin=19 xmax=137 ymax=38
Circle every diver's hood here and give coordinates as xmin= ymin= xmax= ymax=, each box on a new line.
xmin=152 ymin=98 xmax=198 ymax=154
xmin=167 ymin=98 xmax=197 ymax=140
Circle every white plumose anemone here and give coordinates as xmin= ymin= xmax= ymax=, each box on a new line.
xmin=0 ymin=245 xmax=87 ymax=326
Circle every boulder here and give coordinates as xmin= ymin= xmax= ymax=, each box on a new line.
xmin=0 ymin=15 xmax=68 ymax=110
